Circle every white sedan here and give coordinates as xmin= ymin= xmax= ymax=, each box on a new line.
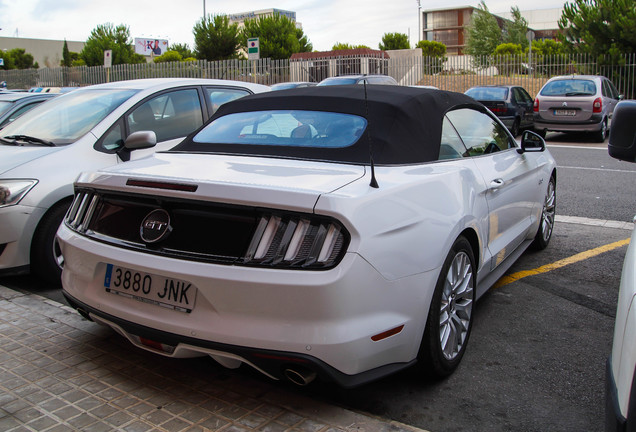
xmin=606 ymin=100 xmax=636 ymax=431
xmin=58 ymin=85 xmax=557 ymax=387
xmin=0 ymin=78 xmax=269 ymax=284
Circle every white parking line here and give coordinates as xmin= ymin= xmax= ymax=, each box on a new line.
xmin=547 ymin=144 xmax=607 ymax=150
xmin=558 ymin=166 xmax=636 ymax=174
xmin=556 ymin=215 xmax=635 ymax=230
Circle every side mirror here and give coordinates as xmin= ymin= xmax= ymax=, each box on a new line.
xmin=608 ymin=100 xmax=636 ymax=163
xmin=517 ymin=130 xmax=545 ymax=154
xmin=124 ymin=130 xmax=157 ymax=150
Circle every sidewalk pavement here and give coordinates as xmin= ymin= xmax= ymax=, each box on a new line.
xmin=0 ymin=284 xmax=430 ymax=432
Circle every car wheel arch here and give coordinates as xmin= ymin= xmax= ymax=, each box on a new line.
xmin=30 ymin=197 xmax=73 ymax=281
xmin=459 ymin=227 xmax=480 ymax=272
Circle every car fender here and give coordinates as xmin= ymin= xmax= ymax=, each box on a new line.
xmin=315 ymin=160 xmax=489 ymax=281
xmin=612 ymin=224 xmax=636 ymax=418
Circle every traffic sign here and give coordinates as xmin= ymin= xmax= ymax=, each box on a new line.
xmin=104 ymin=50 xmax=112 ymax=68
xmin=247 ymin=38 xmax=260 ymax=60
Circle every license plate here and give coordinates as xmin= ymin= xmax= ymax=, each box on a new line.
xmin=554 ymin=109 xmax=576 ymax=116
xmin=104 ymin=264 xmax=196 ymax=313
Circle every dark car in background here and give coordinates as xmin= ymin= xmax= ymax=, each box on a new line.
xmin=271 ymin=82 xmax=317 ymax=91
xmin=533 ymin=75 xmax=622 ymax=142
xmin=317 ymin=74 xmax=398 ymax=86
xmin=465 ymin=85 xmax=534 ymax=137
xmin=0 ymin=92 xmax=57 ymax=129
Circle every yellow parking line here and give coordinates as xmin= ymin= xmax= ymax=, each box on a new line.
xmin=494 ymin=238 xmax=631 ymax=289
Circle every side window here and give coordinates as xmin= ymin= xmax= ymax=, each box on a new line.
xmin=127 ymin=89 xmax=203 ymax=142
xmin=439 ymin=116 xmax=468 ymax=160
xmin=0 ymin=102 xmax=43 ymax=127
xmin=511 ymin=88 xmax=520 ymax=103
xmin=446 ymin=108 xmax=515 ymax=156
xmin=602 ymin=80 xmax=610 ymax=97
xmin=206 ymin=88 xmax=250 ymax=116
xmin=609 ymin=80 xmax=620 ymax=99
xmin=520 ymin=88 xmax=533 ymax=104
xmin=101 ymin=122 xmax=124 ymax=151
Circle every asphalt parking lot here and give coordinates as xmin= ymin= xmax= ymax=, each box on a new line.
xmin=1 ymin=216 xmax=629 ymax=432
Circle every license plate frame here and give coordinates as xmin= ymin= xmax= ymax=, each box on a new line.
xmin=554 ymin=109 xmax=577 ymax=116
xmin=103 ymin=264 xmax=197 ymax=313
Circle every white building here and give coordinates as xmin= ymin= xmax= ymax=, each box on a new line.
xmin=228 ymin=8 xmax=300 ymax=28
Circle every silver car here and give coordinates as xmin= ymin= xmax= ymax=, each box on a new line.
xmin=0 ymin=78 xmax=269 ymax=284
xmin=533 ymin=75 xmax=622 ymax=142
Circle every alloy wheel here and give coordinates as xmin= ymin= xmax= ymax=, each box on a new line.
xmin=439 ymin=251 xmax=474 ymax=360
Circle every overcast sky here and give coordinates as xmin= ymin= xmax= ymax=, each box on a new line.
xmin=1 ymin=0 xmax=567 ymax=52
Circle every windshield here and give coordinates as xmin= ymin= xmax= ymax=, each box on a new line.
xmin=465 ymin=87 xmax=508 ymax=101
xmin=189 ymin=110 xmax=367 ymax=149
xmin=0 ymin=88 xmax=137 ymax=145
xmin=0 ymin=101 xmax=14 ymax=116
xmin=540 ymin=79 xmax=597 ymax=96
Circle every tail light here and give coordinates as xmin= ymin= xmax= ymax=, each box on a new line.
xmin=533 ymin=98 xmax=539 ymax=112
xmin=593 ymin=97 xmax=602 ymax=113
xmin=244 ymin=213 xmax=348 ymax=269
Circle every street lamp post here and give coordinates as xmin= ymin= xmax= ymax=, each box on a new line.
xmin=203 ymin=0 xmax=206 ymax=22
xmin=417 ymin=0 xmax=422 ymax=43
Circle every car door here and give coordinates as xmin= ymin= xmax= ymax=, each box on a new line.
xmin=515 ymin=87 xmax=535 ymax=129
xmin=602 ymin=78 xmax=620 ymax=120
xmin=447 ymin=108 xmax=541 ymax=270
xmin=95 ymin=87 xmax=205 ymax=162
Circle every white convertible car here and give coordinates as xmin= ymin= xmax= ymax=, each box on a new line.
xmin=58 ymin=86 xmax=557 ymax=387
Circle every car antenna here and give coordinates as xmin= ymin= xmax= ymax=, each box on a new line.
xmin=363 ymin=81 xmax=379 ymax=188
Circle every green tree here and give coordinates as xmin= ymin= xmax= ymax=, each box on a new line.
xmin=494 ymin=43 xmax=523 ymax=56
xmin=503 ymin=7 xmax=529 ymax=49
xmin=61 ymin=39 xmax=72 ymax=67
xmin=241 ymin=14 xmax=312 ymax=60
xmin=193 ymin=14 xmax=241 ymax=60
xmin=465 ymin=1 xmax=502 ymax=66
xmin=416 ymin=40 xmax=447 ymax=74
xmin=493 ymin=43 xmax=523 ymax=75
xmin=169 ymin=43 xmax=194 ymax=59
xmin=331 ymin=42 xmax=370 ymax=50
xmin=153 ymin=50 xmax=183 ymax=63
xmin=415 ymin=40 xmax=447 ymax=57
xmin=378 ymin=32 xmax=409 ymax=50
xmin=530 ymin=39 xmax=565 ymax=56
xmin=2 ymin=48 xmax=37 ymax=69
xmin=559 ymin=0 xmax=636 ymax=64
xmin=80 ymin=23 xmax=145 ymax=66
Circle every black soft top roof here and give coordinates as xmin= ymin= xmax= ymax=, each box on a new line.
xmin=172 ymin=85 xmax=483 ymax=165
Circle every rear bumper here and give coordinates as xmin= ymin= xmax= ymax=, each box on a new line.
xmin=534 ymin=114 xmax=603 ymax=133
xmin=62 ymin=291 xmax=415 ymax=388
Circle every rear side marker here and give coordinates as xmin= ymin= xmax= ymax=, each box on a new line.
xmin=371 ymin=325 xmax=405 ymax=341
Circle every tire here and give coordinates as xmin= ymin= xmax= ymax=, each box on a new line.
xmin=511 ymin=118 xmax=521 ymax=137
xmin=531 ymin=176 xmax=556 ymax=251
xmin=418 ymin=236 xmax=476 ymax=378
xmin=594 ymin=119 xmax=608 ymax=143
xmin=30 ymin=203 xmax=70 ymax=285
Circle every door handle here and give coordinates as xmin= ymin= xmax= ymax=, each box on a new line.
xmin=489 ymin=178 xmax=505 ymax=190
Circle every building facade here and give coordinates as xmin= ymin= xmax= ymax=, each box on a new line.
xmin=0 ymin=37 xmax=85 ymax=69
xmin=228 ymin=8 xmax=298 ymax=27
xmin=421 ymin=6 xmax=562 ymax=55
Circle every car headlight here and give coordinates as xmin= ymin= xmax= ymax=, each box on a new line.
xmin=0 ymin=180 xmax=38 ymax=208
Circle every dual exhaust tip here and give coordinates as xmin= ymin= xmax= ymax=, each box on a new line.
xmin=284 ymin=366 xmax=317 ymax=386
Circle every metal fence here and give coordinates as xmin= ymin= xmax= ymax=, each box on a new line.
xmin=1 ymin=53 xmax=635 ymax=99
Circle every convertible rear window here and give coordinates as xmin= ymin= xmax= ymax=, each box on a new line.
xmin=192 ymin=110 xmax=367 ymax=148
xmin=540 ymin=79 xmax=597 ymax=96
